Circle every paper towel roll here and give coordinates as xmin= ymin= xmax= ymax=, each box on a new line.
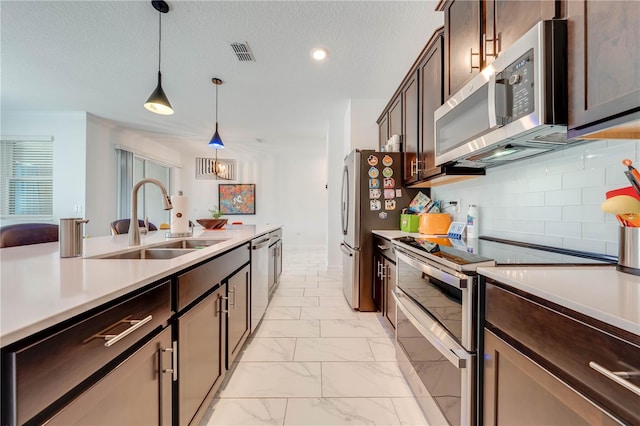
xmin=170 ymin=192 xmax=189 ymax=234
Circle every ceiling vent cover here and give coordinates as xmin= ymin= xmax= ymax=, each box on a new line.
xmin=229 ymin=42 xmax=255 ymax=62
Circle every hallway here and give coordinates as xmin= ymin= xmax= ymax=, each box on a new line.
xmin=201 ymin=247 xmax=429 ymax=425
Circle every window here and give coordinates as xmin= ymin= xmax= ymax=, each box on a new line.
xmin=117 ymin=148 xmax=172 ymax=226
xmin=1 ymin=137 xmax=54 ymax=218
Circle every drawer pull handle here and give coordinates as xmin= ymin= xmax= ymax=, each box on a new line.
xmin=589 ymin=361 xmax=640 ymax=397
xmin=85 ymin=315 xmax=153 ymax=347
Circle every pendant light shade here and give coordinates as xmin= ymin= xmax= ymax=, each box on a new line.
xmin=208 ymin=78 xmax=224 ymax=149
xmin=145 ymin=71 xmax=173 ymax=114
xmin=144 ymin=1 xmax=174 ymax=115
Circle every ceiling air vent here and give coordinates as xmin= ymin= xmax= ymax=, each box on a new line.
xmin=229 ymin=42 xmax=255 ymax=62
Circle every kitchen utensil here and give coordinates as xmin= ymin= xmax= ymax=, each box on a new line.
xmin=623 ymin=171 xmax=640 ymax=197
xmin=619 ymin=213 xmax=640 ymax=227
xmin=622 ymin=159 xmax=640 ymax=180
xmin=601 ymin=195 xmax=640 ymax=215
xmin=606 ymin=186 xmax=640 ymax=201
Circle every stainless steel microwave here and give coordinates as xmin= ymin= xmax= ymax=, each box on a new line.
xmin=434 ymin=19 xmax=583 ymax=168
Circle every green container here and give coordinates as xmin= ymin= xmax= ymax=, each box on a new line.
xmin=400 ymin=214 xmax=419 ymax=232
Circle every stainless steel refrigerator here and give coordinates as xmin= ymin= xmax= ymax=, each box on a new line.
xmin=340 ymin=149 xmax=416 ymax=311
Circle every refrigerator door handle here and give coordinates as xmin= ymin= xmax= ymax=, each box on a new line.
xmin=340 ymin=243 xmax=353 ymax=256
xmin=341 ymin=166 xmax=349 ymax=235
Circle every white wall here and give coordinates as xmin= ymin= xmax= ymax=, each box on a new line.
xmin=432 ymin=139 xmax=639 ymax=256
xmin=85 ymin=116 xmax=184 ymax=237
xmin=2 ymin=111 xmax=87 ymax=226
xmin=180 ymin=141 xmax=327 ymax=249
xmin=326 ymin=98 xmax=384 ymax=270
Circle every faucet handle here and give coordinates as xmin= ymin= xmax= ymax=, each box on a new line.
xmin=141 ymin=217 xmax=149 ymax=234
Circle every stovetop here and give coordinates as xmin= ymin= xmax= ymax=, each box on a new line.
xmin=393 ymin=235 xmax=616 ymax=269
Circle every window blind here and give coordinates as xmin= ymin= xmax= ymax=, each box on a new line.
xmin=1 ymin=139 xmax=54 ymax=217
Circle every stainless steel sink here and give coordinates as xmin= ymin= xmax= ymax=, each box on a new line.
xmin=95 ymin=248 xmax=197 ymax=260
xmin=153 ymin=239 xmax=229 ymax=249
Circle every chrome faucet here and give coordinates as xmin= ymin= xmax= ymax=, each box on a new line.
xmin=129 ymin=178 xmax=173 ymax=246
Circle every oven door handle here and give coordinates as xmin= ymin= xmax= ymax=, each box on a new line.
xmin=394 ymin=290 xmax=470 ymax=369
xmin=396 ymin=249 xmax=467 ymax=289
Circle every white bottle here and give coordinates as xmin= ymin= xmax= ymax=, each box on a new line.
xmin=466 ymin=204 xmax=478 ymax=238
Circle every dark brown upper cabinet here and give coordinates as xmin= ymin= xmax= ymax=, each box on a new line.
xmin=402 ymin=72 xmax=419 ymax=184
xmin=567 ymin=0 xmax=640 ymax=139
xmin=378 ymin=114 xmax=389 ymax=151
xmin=438 ymin=0 xmax=560 ymax=100
xmin=439 ymin=0 xmax=482 ymax=100
xmin=418 ymin=30 xmax=444 ymax=182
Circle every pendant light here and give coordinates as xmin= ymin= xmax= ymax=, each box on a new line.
xmin=208 ymin=78 xmax=224 ymax=149
xmin=144 ymin=0 xmax=174 ymax=115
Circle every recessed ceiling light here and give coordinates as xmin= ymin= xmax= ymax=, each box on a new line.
xmin=311 ymin=47 xmax=328 ymax=61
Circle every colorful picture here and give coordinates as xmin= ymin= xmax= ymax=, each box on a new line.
xmin=219 ymin=184 xmax=256 ymax=215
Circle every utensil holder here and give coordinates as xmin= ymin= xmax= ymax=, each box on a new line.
xmin=617 ymin=227 xmax=640 ymax=275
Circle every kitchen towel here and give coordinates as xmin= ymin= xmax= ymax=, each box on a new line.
xmin=170 ymin=191 xmax=189 ymax=234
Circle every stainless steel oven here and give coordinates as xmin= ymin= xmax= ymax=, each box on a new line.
xmin=393 ymin=245 xmax=486 ymax=426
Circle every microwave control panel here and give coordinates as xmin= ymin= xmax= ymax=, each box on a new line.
xmin=498 ymin=48 xmax=535 ymax=123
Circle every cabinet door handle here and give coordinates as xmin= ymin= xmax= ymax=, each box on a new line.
xmin=84 ymin=315 xmax=153 ymax=347
xmin=377 ymin=245 xmax=389 ymax=250
xmin=470 ymin=48 xmax=481 ymax=71
xmin=161 ymin=341 xmax=178 ymax=382
xmin=377 ymin=261 xmax=382 ymax=278
xmin=229 ymin=286 xmax=237 ymax=309
xmin=589 ymin=361 xmax=640 ymax=397
xmin=216 ymin=295 xmax=228 ymax=316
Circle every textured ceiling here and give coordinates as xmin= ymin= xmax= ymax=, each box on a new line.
xmin=1 ymin=1 xmax=443 ymax=151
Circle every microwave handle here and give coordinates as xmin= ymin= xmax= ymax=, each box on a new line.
xmin=487 ymin=73 xmax=499 ymax=129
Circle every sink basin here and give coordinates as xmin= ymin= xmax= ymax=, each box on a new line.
xmin=154 ymin=239 xmax=229 ymax=249
xmin=95 ymin=248 xmax=197 ymax=260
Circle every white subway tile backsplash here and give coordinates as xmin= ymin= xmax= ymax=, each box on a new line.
xmin=545 ymin=221 xmax=581 ymax=238
xmin=429 ymin=139 xmax=634 ymax=254
xmin=524 ymin=175 xmax=562 ymax=192
xmin=582 ymin=187 xmax=608 ymax=205
xmin=562 ymin=237 xmax=607 ymax=254
xmin=562 ymin=205 xmax=605 ymax=223
xmin=545 ymin=151 xmax=584 ymax=176
xmin=516 ymin=191 xmax=545 ymax=206
xmin=582 ymin=222 xmax=619 ymax=243
xmin=584 ymin=140 xmax=636 ymax=170
xmin=544 ymin=188 xmax=582 ymax=206
xmin=562 ymin=168 xmax=605 ymax=189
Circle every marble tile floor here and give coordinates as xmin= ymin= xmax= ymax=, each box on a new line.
xmin=200 ymin=247 xmax=429 ymax=426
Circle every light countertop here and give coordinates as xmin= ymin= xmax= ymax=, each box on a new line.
xmin=373 ymin=229 xmax=639 ymax=337
xmin=478 ymin=266 xmax=640 ymax=336
xmin=0 ymin=225 xmax=281 ymax=347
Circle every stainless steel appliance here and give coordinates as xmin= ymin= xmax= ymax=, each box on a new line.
xmin=434 ymin=20 xmax=582 ymax=168
xmin=340 ymin=149 xmax=416 ymax=311
xmin=391 ymin=235 xmax=615 ymax=425
xmin=250 ymin=235 xmax=270 ymax=332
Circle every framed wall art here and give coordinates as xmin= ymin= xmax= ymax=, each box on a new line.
xmin=218 ymin=184 xmax=256 ymax=215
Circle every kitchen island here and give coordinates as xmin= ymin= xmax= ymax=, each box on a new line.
xmin=1 ymin=224 xmax=281 ymax=425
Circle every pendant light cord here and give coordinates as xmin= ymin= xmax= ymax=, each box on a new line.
xmin=158 ymin=12 xmax=162 ymax=72
xmin=215 ymin=83 xmax=219 ymax=124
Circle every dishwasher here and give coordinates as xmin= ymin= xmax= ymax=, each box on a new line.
xmin=250 ymin=236 xmax=270 ymax=333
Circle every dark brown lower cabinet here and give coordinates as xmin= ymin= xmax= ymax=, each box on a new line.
xmin=178 ymin=284 xmax=226 ymax=426
xmin=46 ymin=327 xmax=173 ymax=425
xmin=384 ymin=261 xmax=397 ymax=328
xmin=227 ymin=264 xmax=250 ymax=366
xmin=483 ymin=329 xmax=620 ymax=426
xmin=484 ymin=280 xmax=639 ymax=425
